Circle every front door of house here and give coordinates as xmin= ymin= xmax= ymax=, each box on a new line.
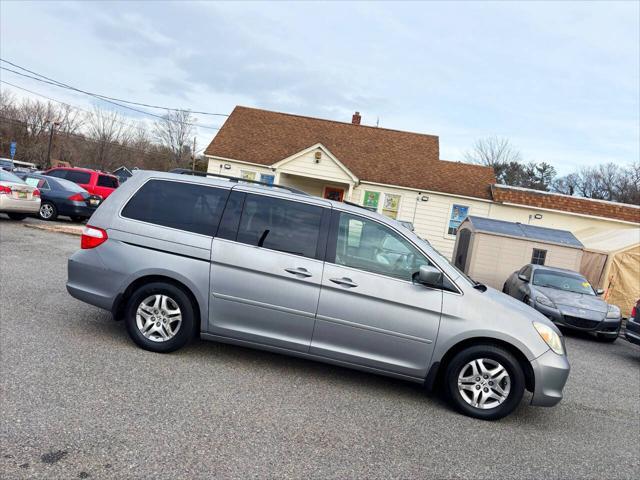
xmin=323 ymin=186 xmax=345 ymax=201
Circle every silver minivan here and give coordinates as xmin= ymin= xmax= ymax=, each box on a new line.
xmin=67 ymin=170 xmax=570 ymax=420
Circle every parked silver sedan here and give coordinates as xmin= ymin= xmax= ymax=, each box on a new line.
xmin=503 ymin=264 xmax=622 ymax=342
xmin=0 ymin=170 xmax=41 ymax=220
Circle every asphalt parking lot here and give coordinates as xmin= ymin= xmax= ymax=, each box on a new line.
xmin=1 ymin=217 xmax=639 ymax=479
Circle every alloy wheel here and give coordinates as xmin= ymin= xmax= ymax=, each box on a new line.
xmin=135 ymin=294 xmax=182 ymax=343
xmin=40 ymin=203 xmax=54 ymax=219
xmin=457 ymin=358 xmax=511 ymax=409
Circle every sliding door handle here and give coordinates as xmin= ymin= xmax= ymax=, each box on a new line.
xmin=329 ymin=277 xmax=358 ymax=288
xmin=284 ymin=267 xmax=312 ymax=278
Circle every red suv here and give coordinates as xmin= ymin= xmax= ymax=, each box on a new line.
xmin=44 ymin=167 xmax=119 ymax=199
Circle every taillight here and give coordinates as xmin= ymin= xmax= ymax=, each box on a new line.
xmin=632 ymin=305 xmax=637 ymax=319
xmin=33 ymin=189 xmax=41 ymax=197
xmin=81 ymin=226 xmax=108 ymax=249
xmin=68 ymin=193 xmax=84 ymax=201
xmin=0 ymin=185 xmax=10 ymax=195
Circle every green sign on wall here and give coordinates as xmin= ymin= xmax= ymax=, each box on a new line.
xmin=363 ymin=191 xmax=380 ymax=209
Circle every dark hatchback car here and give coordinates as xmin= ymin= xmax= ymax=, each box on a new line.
xmin=625 ymin=300 xmax=640 ymax=346
xmin=19 ymin=173 xmax=102 ymax=222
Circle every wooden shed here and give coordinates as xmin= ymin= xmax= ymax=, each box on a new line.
xmin=452 ymin=216 xmax=584 ymax=290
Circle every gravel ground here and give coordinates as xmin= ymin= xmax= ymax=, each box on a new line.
xmin=1 ymin=217 xmax=639 ymax=479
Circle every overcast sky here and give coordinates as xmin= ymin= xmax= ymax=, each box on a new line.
xmin=1 ymin=1 xmax=638 ymax=175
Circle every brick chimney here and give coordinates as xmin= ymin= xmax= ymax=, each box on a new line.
xmin=351 ymin=111 xmax=361 ymax=125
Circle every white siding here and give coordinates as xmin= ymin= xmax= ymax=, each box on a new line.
xmin=352 ymin=183 xmax=491 ymax=259
xmin=277 ymin=148 xmax=353 ymax=184
xmin=207 ymin=158 xmax=273 ymax=179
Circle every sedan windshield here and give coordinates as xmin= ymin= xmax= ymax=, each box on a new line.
xmin=532 ymin=270 xmax=595 ymax=296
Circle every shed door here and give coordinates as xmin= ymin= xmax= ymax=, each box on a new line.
xmin=455 ymin=228 xmax=472 ymax=272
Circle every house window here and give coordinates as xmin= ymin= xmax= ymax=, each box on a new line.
xmin=447 ymin=204 xmax=469 ymax=235
xmin=531 ymin=249 xmax=547 ymax=265
xmin=240 ymin=170 xmax=256 ymax=181
xmin=260 ymin=173 xmax=275 ymax=185
xmin=382 ymin=193 xmax=401 ymax=219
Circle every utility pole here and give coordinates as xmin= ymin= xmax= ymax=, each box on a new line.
xmin=45 ymin=120 xmax=60 ymax=169
xmin=191 ymin=136 xmax=197 ymax=171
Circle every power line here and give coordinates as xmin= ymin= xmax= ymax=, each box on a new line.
xmin=1 ymin=80 xmax=139 ymax=131
xmin=0 ymin=65 xmax=221 ymax=131
xmin=0 ymin=114 xmax=161 ymax=161
xmin=0 ymin=58 xmax=229 ymax=117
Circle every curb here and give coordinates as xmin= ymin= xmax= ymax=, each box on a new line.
xmin=23 ymin=223 xmax=83 ymax=236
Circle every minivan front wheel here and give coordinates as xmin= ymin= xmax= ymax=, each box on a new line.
xmin=124 ymin=282 xmax=196 ymax=353
xmin=445 ymin=345 xmax=525 ymax=420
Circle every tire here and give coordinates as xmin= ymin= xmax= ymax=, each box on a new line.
xmin=70 ymin=216 xmax=85 ymax=223
xmin=523 ymin=295 xmax=530 ymax=306
xmin=124 ymin=282 xmax=196 ymax=353
xmin=7 ymin=213 xmax=27 ymax=220
xmin=38 ymin=202 xmax=58 ymax=221
xmin=444 ymin=344 xmax=525 ymax=420
xmin=502 ymin=283 xmax=508 ymax=294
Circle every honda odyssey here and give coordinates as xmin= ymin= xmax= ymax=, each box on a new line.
xmin=67 ymin=170 xmax=570 ymax=420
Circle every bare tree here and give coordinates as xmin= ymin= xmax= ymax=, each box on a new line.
xmin=153 ymin=110 xmax=195 ymax=167
xmin=86 ymin=107 xmax=131 ymax=170
xmin=464 ymin=136 xmax=523 ymax=168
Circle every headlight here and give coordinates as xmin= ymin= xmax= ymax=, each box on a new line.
xmin=533 ymin=321 xmax=564 ymax=355
xmin=606 ymin=305 xmax=621 ymax=319
xmin=535 ymin=295 xmax=556 ymax=308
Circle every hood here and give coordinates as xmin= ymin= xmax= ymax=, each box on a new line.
xmin=534 ymin=286 xmax=607 ymax=313
xmin=485 ymin=287 xmax=561 ymax=334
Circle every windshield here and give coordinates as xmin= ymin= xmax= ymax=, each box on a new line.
xmin=533 ymin=270 xmax=595 ymax=296
xmin=0 ymin=170 xmax=25 ymax=183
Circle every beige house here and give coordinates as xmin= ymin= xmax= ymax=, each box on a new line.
xmin=205 ymin=106 xmax=640 ymax=260
xmin=452 ymin=216 xmax=584 ymax=290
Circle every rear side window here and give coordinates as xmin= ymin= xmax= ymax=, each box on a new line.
xmin=97 ymin=175 xmax=118 ymax=188
xmin=236 ymin=194 xmax=323 ymax=258
xmin=121 ymin=179 xmax=229 ymax=236
xmin=46 ymin=169 xmax=67 ymax=179
xmin=66 ymin=171 xmax=92 ymax=184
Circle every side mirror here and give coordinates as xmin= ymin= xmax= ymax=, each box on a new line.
xmin=413 ymin=265 xmax=443 ymax=288
xmin=596 ymin=288 xmax=605 ymax=296
xmin=518 ymin=274 xmax=528 ymax=282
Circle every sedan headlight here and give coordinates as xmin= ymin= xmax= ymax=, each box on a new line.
xmin=606 ymin=305 xmax=621 ymax=319
xmin=533 ymin=321 xmax=565 ymax=355
xmin=535 ymin=295 xmax=556 ymax=309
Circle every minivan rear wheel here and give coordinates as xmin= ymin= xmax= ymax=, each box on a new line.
xmin=124 ymin=282 xmax=196 ymax=353
xmin=444 ymin=344 xmax=525 ymax=420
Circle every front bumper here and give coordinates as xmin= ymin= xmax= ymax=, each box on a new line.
xmin=530 ymin=348 xmax=570 ymax=407
xmin=533 ymin=302 xmax=621 ymax=336
xmin=624 ymin=318 xmax=640 ymax=346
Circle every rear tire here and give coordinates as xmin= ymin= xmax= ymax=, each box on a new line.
xmin=444 ymin=344 xmax=525 ymax=420
xmin=7 ymin=213 xmax=27 ymax=220
xmin=38 ymin=202 xmax=58 ymax=221
xmin=124 ymin=282 xmax=196 ymax=353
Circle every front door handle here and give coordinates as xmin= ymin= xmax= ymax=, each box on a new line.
xmin=329 ymin=277 xmax=358 ymax=288
xmin=284 ymin=267 xmax=312 ymax=278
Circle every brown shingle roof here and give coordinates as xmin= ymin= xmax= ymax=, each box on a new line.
xmin=491 ymin=185 xmax=640 ymax=224
xmin=205 ymin=106 xmax=495 ymax=200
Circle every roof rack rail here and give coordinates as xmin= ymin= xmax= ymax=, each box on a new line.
xmin=168 ymin=168 xmax=310 ymax=196
xmin=343 ymin=200 xmax=377 ymax=212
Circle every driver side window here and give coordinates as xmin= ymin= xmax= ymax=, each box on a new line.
xmin=334 ymin=213 xmax=432 ymax=281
